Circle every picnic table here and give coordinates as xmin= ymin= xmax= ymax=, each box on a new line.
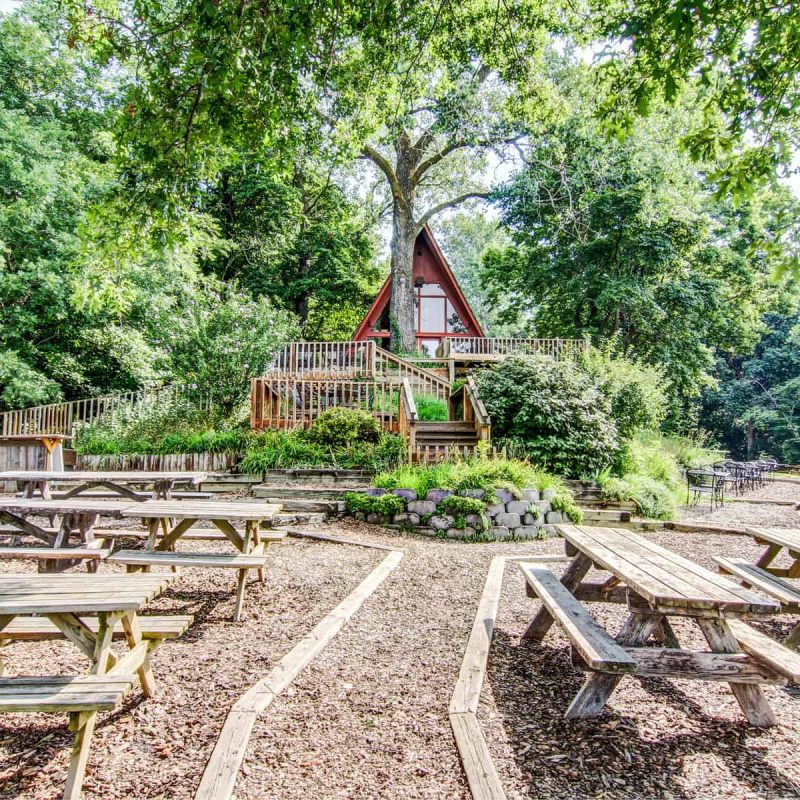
xmin=0 ymin=572 xmax=188 ymax=799
xmin=0 ymin=470 xmax=208 ymax=501
xmin=0 ymin=497 xmax=133 ymax=571
xmin=110 ymin=500 xmax=285 ymax=621
xmin=714 ymin=527 xmax=800 ymax=649
xmin=520 ymin=525 xmax=790 ymax=726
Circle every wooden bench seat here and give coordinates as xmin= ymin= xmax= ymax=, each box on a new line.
xmin=46 ymin=490 xmax=214 ymax=501
xmin=714 ymin=556 xmax=800 ymax=610
xmin=0 ymin=547 xmax=110 ymax=561
xmin=108 ymin=550 xmax=269 ymax=569
xmin=97 ymin=528 xmax=286 ymax=543
xmin=0 ymin=614 xmax=194 ymax=643
xmin=728 ymin=619 xmax=800 ymax=683
xmin=519 ymin=562 xmax=638 ymax=674
xmin=0 ymin=674 xmax=136 ymax=713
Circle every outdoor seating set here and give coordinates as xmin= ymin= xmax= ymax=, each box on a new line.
xmin=0 ymin=469 xmax=284 ymax=800
xmin=520 ymin=525 xmax=800 ymax=727
xmin=685 ymin=458 xmax=780 ymax=509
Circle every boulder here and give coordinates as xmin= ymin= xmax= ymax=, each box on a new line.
xmin=486 ymin=503 xmax=505 ymax=517
xmin=494 ymin=488 xmax=516 ymax=504
xmin=490 ymin=526 xmax=510 ymax=541
xmin=366 ymin=488 xmax=387 ymax=497
xmin=429 ymin=514 xmax=455 ymax=531
xmin=542 ymin=487 xmax=556 ymax=501
xmin=392 ymin=513 xmax=421 ymax=526
xmin=407 ymin=500 xmax=437 ymax=515
xmin=426 ymin=489 xmax=453 ymax=502
xmin=516 ymin=526 xmax=543 ymax=540
xmin=523 ymin=512 xmax=541 ymax=526
xmin=366 ymin=513 xmax=388 ymax=524
xmin=506 ymin=500 xmax=530 ymax=515
xmin=465 ymin=513 xmax=487 ymax=530
xmin=522 ymin=488 xmax=540 ymax=503
xmin=494 ymin=512 xmax=521 ymax=528
xmin=459 ymin=488 xmax=486 ymax=499
xmin=546 ymin=511 xmax=563 ymax=524
xmin=392 ymin=488 xmax=418 ymax=501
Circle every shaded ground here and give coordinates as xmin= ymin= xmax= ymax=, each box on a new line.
xmin=0 ymin=482 xmax=798 ymax=799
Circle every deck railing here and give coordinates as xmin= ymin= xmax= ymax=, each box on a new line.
xmin=0 ymin=385 xmax=208 ymax=438
xmin=251 ymin=377 xmax=401 ymax=431
xmin=440 ymin=337 xmax=588 ymax=359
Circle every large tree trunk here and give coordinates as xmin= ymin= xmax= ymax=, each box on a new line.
xmin=388 ymin=206 xmax=417 ymax=353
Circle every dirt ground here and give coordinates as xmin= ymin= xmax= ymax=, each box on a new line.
xmin=0 ymin=484 xmax=799 ymax=799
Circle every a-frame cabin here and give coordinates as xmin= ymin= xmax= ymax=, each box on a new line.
xmin=353 ymin=225 xmax=484 ymax=356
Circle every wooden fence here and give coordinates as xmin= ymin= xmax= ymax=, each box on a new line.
xmin=76 ymin=452 xmax=240 ymax=472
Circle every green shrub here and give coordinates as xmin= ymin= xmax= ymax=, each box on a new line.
xmin=583 ymin=347 xmax=667 ymax=439
xmin=476 ymin=355 xmax=619 ymax=478
xmin=437 ymin=495 xmax=486 ymax=516
xmin=550 ymin=493 xmax=583 ymax=524
xmin=239 ymin=430 xmax=404 ymax=473
xmin=344 ymin=492 xmax=405 ymax=516
xmin=601 ymin=475 xmax=677 ymax=520
xmin=306 ymin=408 xmax=382 ymax=447
xmin=414 ymin=395 xmax=449 ymax=421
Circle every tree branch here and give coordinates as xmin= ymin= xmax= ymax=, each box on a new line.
xmin=360 ymin=144 xmax=407 ymax=211
xmin=412 ymin=133 xmax=524 ymax=182
xmin=416 ymin=191 xmax=491 ymax=230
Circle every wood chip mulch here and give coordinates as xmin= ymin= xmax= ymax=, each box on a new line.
xmin=1 ymin=485 xmax=799 ymax=799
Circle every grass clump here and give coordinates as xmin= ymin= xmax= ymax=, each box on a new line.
xmin=437 ymin=495 xmax=485 ymax=516
xmin=414 ymin=395 xmax=448 ymax=421
xmin=344 ymin=492 xmax=405 ymax=516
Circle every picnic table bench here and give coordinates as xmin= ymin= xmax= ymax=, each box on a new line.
xmin=715 ymin=527 xmax=800 ymax=649
xmin=0 ymin=470 xmax=208 ymax=501
xmin=0 ymin=573 xmax=189 ymax=799
xmin=520 ymin=525 xmax=792 ymax=726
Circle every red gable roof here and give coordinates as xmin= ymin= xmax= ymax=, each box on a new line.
xmin=353 ymin=225 xmax=485 ymax=341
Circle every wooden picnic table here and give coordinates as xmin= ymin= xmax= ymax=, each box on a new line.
xmin=0 ymin=498 xmax=133 ymax=571
xmin=520 ymin=525 xmax=785 ymax=726
xmin=113 ymin=500 xmax=284 ymax=620
xmin=0 ymin=572 xmax=177 ymax=799
xmin=0 ymin=470 xmax=208 ymax=501
xmin=745 ymin=527 xmax=800 ymax=578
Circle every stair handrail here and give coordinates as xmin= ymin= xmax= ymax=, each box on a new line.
xmin=373 ymin=347 xmax=450 ymax=398
xmin=397 ymin=378 xmax=419 ymax=462
xmin=462 ymin=376 xmax=491 ymax=444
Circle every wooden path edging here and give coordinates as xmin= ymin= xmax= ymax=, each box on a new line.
xmin=194 ymin=549 xmax=403 ymax=799
xmin=449 ymin=554 xmax=570 ymax=800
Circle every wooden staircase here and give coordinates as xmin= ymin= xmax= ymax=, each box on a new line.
xmin=413 ymin=421 xmax=481 ymax=461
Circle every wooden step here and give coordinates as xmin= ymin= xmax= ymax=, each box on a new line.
xmin=108 ymin=550 xmax=270 ymax=569
xmin=580 ymin=508 xmax=632 ymax=523
xmin=0 ymin=547 xmax=110 ymax=561
xmin=519 ymin=561 xmax=637 ymax=674
xmin=0 ymin=675 xmax=135 ymax=713
xmin=0 ymin=614 xmax=194 ymax=642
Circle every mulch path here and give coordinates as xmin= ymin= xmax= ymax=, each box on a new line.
xmin=0 ymin=483 xmax=799 ymax=799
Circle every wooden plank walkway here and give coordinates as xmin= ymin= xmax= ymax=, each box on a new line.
xmin=194 ymin=549 xmax=404 ymax=800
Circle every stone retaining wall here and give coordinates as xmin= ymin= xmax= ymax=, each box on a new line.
xmin=349 ymin=487 xmax=567 ymax=541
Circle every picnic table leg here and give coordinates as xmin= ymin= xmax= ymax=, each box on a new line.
xmin=121 ymin=611 xmax=156 ymax=697
xmin=696 ymin=618 xmax=776 ymax=727
xmin=233 ymin=522 xmax=255 ymax=622
xmin=64 ymin=711 xmax=98 ymax=800
xmin=783 ymin=622 xmax=800 ymax=650
xmin=565 ymin=612 xmax=662 ymax=720
xmin=522 ymin=553 xmax=593 ymax=642
xmin=755 ymin=543 xmax=782 ymax=570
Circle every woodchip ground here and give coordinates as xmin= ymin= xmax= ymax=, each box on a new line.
xmin=0 ymin=482 xmax=798 ymax=799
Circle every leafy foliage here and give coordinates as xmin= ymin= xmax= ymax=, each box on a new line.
xmin=414 ymin=395 xmax=448 ymax=422
xmin=306 ymin=408 xmax=383 ymax=448
xmin=344 ymin=492 xmax=405 ymax=517
xmin=476 ymin=356 xmax=619 ymax=478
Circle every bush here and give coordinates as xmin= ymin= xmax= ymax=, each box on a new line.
xmin=306 ymin=408 xmax=382 ymax=447
xmin=414 ymin=395 xmax=448 ymax=421
xmin=344 ymin=492 xmax=405 ymax=515
xmin=601 ymin=475 xmax=677 ymax=520
xmin=437 ymin=495 xmax=486 ymax=516
xmin=476 ymin=355 xmax=619 ymax=477
xmin=239 ymin=430 xmax=404 ymax=473
xmin=583 ymin=347 xmax=667 ymax=439
xmin=550 ymin=493 xmax=584 ymax=524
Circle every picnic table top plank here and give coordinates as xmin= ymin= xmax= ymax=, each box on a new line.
xmin=0 ymin=470 xmax=208 ymax=483
xmin=122 ymin=500 xmax=282 ymax=521
xmin=0 ymin=574 xmax=172 ymax=614
xmin=745 ymin=527 xmax=800 ymax=551
xmin=0 ymin=498 xmax=133 ymax=515
xmin=556 ymin=525 xmax=779 ymax=614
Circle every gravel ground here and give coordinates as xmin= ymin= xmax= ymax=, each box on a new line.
xmin=1 ymin=485 xmax=799 ymax=799
xmin=680 ymin=480 xmax=799 ymax=528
